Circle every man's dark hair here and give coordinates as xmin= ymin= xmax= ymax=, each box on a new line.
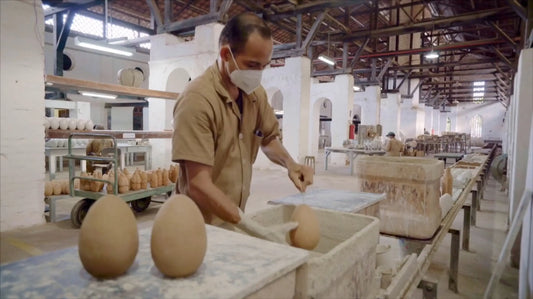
xmin=219 ymin=13 xmax=271 ymax=55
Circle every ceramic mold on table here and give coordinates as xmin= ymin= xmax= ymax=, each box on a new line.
xmin=0 ymin=225 xmax=309 ymax=299
xmin=250 ymin=205 xmax=380 ymax=299
xmin=268 ymin=188 xmax=385 ymax=218
xmin=354 ymin=156 xmax=444 ymax=239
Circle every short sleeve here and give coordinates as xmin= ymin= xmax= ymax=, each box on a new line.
xmin=172 ymin=92 xmax=216 ymax=166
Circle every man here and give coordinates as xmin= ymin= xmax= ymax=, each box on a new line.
xmin=172 ymin=13 xmax=313 ymax=229
xmin=384 ymin=132 xmax=404 ymax=156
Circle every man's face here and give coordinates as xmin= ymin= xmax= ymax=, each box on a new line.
xmin=225 ymin=31 xmax=273 ymax=72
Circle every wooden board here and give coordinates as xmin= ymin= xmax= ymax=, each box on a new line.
xmin=45 ymin=75 xmax=179 ymax=100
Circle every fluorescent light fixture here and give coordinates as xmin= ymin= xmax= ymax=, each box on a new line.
xmin=74 ymin=36 xmax=133 ymax=57
xmin=274 ymin=109 xmax=284 ymax=115
xmin=425 ymin=51 xmax=439 ymax=59
xmin=353 ymin=86 xmax=361 ymax=92
xmin=79 ymin=91 xmax=117 ymax=99
xmin=318 ymin=54 xmax=335 ymax=66
xmin=473 ymin=81 xmax=485 ymax=86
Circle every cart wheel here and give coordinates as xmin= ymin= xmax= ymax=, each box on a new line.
xmin=167 ymin=191 xmax=172 ymax=197
xmin=131 ymin=197 xmax=151 ymax=212
xmin=71 ymin=198 xmax=93 ymax=228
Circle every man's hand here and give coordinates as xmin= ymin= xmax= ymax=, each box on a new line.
xmin=288 ymin=163 xmax=314 ymax=192
xmin=234 ymin=210 xmax=298 ymax=245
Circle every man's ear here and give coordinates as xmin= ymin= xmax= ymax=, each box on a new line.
xmin=220 ymin=46 xmax=231 ymax=62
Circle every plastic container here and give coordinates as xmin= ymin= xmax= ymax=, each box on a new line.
xmin=249 ymin=205 xmax=379 ymax=298
xmin=354 ymin=156 xmax=444 ymax=239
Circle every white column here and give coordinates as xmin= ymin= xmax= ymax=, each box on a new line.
xmin=508 ymin=48 xmax=533 ymax=219
xmin=380 ymin=93 xmax=401 ymax=137
xmin=354 ymin=85 xmax=380 ymax=125
xmin=1 ymin=0 xmax=46 ymax=231
xmin=261 ymin=57 xmax=311 ymax=163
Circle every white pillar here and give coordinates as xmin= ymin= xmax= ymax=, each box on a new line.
xmin=508 ymin=48 xmax=533 ymax=220
xmin=1 ymin=0 xmax=46 ymax=231
xmin=354 ymin=85 xmax=380 ymax=125
xmin=380 ymin=93 xmax=401 ymax=137
xmin=262 ymin=57 xmax=311 ymax=163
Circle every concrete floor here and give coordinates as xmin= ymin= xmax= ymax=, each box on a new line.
xmin=0 ymin=152 xmax=519 ymax=298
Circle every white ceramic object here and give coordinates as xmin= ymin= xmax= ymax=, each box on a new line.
xmin=43 ymin=117 xmax=50 ymax=129
xmin=77 ymin=119 xmax=87 ymax=130
xmin=68 ymin=118 xmax=78 ymax=130
xmin=59 ymin=118 xmax=69 ymax=130
xmin=50 ymin=118 xmax=60 ymax=130
xmin=85 ymin=120 xmax=94 ymax=131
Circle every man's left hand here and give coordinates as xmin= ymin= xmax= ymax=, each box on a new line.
xmin=288 ymin=164 xmax=314 ymax=192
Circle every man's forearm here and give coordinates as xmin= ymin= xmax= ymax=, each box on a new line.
xmin=261 ymin=138 xmax=297 ymax=169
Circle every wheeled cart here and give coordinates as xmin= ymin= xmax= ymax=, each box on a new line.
xmin=64 ymin=133 xmax=174 ymax=228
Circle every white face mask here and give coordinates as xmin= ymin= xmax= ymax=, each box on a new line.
xmin=227 ymin=47 xmax=263 ymax=95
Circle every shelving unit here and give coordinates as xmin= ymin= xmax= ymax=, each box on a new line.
xmin=64 ymin=133 xmax=174 ymax=228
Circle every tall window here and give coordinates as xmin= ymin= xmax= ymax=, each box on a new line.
xmin=473 ymin=81 xmax=485 ymax=104
xmin=446 ymin=117 xmax=451 ymax=132
xmin=471 ymin=114 xmax=482 ymax=138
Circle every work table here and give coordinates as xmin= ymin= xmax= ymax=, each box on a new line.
xmin=1 ymin=225 xmax=308 ymax=298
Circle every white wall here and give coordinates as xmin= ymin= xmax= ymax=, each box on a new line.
xmin=148 ymin=24 xmax=222 ymax=169
xmin=454 ymin=101 xmax=506 ymax=138
xmin=1 ymin=0 xmax=46 ymax=231
xmin=111 ymin=107 xmax=134 ymax=130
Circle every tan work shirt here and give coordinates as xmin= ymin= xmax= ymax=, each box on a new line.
xmin=172 ymin=63 xmax=280 ymax=215
xmin=385 ymin=138 xmax=404 ymax=156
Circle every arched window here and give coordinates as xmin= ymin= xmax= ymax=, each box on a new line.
xmin=471 ymin=114 xmax=482 ymax=138
xmin=446 ymin=117 xmax=451 ymax=132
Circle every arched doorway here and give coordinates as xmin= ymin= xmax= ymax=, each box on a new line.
xmin=165 ymin=68 xmax=191 ymax=130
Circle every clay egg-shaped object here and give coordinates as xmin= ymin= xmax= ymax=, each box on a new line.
xmin=289 ymin=204 xmax=320 ymax=250
xmin=50 ymin=118 xmax=60 ymax=130
xmin=151 ymin=194 xmax=207 ymax=278
xmin=78 ymin=195 xmax=138 ymax=279
xmin=43 ymin=117 xmax=50 ymax=129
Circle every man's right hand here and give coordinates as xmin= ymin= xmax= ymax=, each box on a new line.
xmin=234 ymin=210 xmax=298 ymax=245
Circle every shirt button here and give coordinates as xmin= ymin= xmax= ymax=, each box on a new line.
xmin=239 ymin=133 xmax=243 ymax=139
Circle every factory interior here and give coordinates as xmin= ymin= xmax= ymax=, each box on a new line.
xmin=1 ymin=0 xmax=532 ymax=298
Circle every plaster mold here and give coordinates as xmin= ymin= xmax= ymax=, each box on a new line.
xmin=250 ymin=205 xmax=379 ymax=298
xmin=354 ymin=156 xmax=444 ymax=239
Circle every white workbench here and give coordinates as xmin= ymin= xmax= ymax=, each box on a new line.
xmin=324 ymin=147 xmax=386 ymax=175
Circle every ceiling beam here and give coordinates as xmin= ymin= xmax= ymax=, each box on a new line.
xmin=267 ymin=0 xmax=368 ymax=20
xmin=43 ymin=0 xmax=103 ymax=17
xmin=146 ymin=0 xmax=163 ymax=29
xmin=158 ymin=13 xmax=219 ymax=34
xmin=332 ymin=7 xmax=514 ymax=42
xmin=504 ymin=0 xmax=528 ymax=21
xmin=489 ymin=21 xmax=518 ymax=50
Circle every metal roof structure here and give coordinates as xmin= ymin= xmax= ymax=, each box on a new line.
xmin=43 ymin=0 xmax=531 ymax=108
